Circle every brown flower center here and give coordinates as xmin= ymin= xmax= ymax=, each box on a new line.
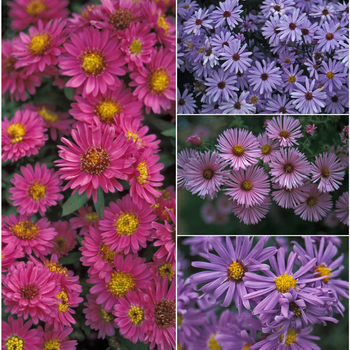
xmin=305 ymin=92 xmax=313 ymax=101
xmin=289 ymin=23 xmax=296 ymax=30
xmin=261 ymin=73 xmax=268 ymax=81
xmin=284 ymin=163 xmax=294 ymax=173
xmin=203 ymin=169 xmax=214 ymax=180
xmin=195 ymin=19 xmax=202 ymax=25
xmin=20 ymin=284 xmax=38 ymax=300
xmin=178 ymin=99 xmax=185 ymax=106
xmin=217 ymin=81 xmax=226 ymax=89
xmin=279 ymin=129 xmax=289 ymax=138
xmin=80 ymin=145 xmax=110 ymax=175
xmin=326 ymin=33 xmax=334 ymax=40
xmin=154 ymin=298 xmax=175 ymax=329
xmin=109 ymin=8 xmax=135 ymax=30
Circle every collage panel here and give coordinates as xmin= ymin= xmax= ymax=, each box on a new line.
xmin=177 ymin=235 xmax=349 ymax=350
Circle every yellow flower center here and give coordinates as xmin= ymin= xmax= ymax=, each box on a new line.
xmin=107 ymin=271 xmax=135 ymax=297
xmin=228 ymin=261 xmax=245 ymax=280
xmin=261 ymin=144 xmax=272 ymax=155
xmin=26 ymin=0 xmax=46 ymax=16
xmin=6 ymin=335 xmax=24 ymax=350
xmin=306 ymin=196 xmax=318 ymax=207
xmin=207 ymin=334 xmax=222 ymax=350
xmin=98 ymin=242 xmax=115 ymax=264
xmin=130 ymin=39 xmax=142 ymax=55
xmin=232 ymin=145 xmax=244 ymax=156
xmin=85 ymin=212 xmax=99 ymax=221
xmin=284 ymin=58 xmax=291 ymax=63
xmin=56 ymin=290 xmax=69 ymax=312
xmin=158 ymin=262 xmax=175 ymax=281
xmin=321 ymin=167 xmax=331 ymax=178
xmin=43 ymin=338 xmax=61 ymax=350
xmin=160 ymin=189 xmax=171 ymax=200
xmin=197 ymin=47 xmax=205 ymax=54
xmin=242 ymin=343 xmax=252 ymax=350
xmin=7 ymin=123 xmax=26 ymax=144
xmin=250 ymin=96 xmax=259 ymax=104
xmin=157 ymin=14 xmax=169 ymax=34
xmin=81 ymin=50 xmax=105 ymax=76
xmin=29 ymin=33 xmax=52 ymax=55
xmin=38 ymin=106 xmax=59 ymax=123
xmin=279 ymin=130 xmax=289 ymax=138
xmin=11 ymin=220 xmax=39 ymax=240
xmin=80 ymin=145 xmax=110 ymax=175
xmin=127 ymin=131 xmax=143 ymax=148
xmin=314 ymin=263 xmax=332 ymax=283
xmin=81 ymin=4 xmax=98 ymax=20
xmin=177 ymin=313 xmax=183 ymax=326
xmin=275 ymin=272 xmax=297 ymax=293
xmin=288 ymin=75 xmax=296 ymax=83
xmin=29 ymin=180 xmax=46 ymax=201
xmin=279 ymin=328 xmax=297 ymax=346
xmin=240 ymin=180 xmax=253 ymax=191
xmin=95 ymin=98 xmax=123 ymax=123
xmin=44 ymin=261 xmax=68 ymax=277
xmin=147 ymin=68 xmax=170 ymax=94
xmin=99 ymin=308 xmax=114 ymax=322
xmin=109 ymin=8 xmax=135 ymax=30
xmin=326 ymin=71 xmax=335 ymax=80
xmin=128 ymin=305 xmax=144 ymax=325
xmin=183 ymin=4 xmax=190 ymax=8
xmin=114 ymin=212 xmax=140 ymax=236
xmin=54 ymin=236 xmax=67 ymax=252
xmin=136 ymin=161 xmax=149 ymax=185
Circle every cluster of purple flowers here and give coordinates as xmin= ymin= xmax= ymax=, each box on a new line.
xmin=177 ymin=0 xmax=349 ymax=114
xmin=178 ymin=236 xmax=349 ymax=350
xmin=178 ymin=115 xmax=349 ymax=225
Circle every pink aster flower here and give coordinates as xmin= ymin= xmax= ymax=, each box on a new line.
xmin=257 ymin=132 xmax=279 ymax=163
xmin=100 ymin=194 xmax=157 ymax=254
xmin=8 ymin=0 xmax=69 ymax=31
xmin=1 ymin=243 xmax=24 ymax=272
xmin=2 ymin=261 xmax=60 ymax=324
xmin=2 ymin=109 xmax=48 ymax=162
xmin=187 ymin=134 xmax=202 ymax=146
xmin=2 ymin=214 xmax=57 ymax=257
xmin=59 ymin=26 xmax=126 ymax=97
xmin=294 ymin=184 xmax=333 ymax=222
xmin=13 ymin=19 xmax=66 ymax=75
xmin=69 ymin=85 xmax=143 ymax=129
xmin=55 ymin=123 xmax=135 ymax=203
xmin=306 ymin=124 xmax=317 ymax=135
xmin=2 ymin=316 xmax=44 ymax=350
xmin=270 ymin=148 xmax=311 ymax=190
xmin=40 ymin=324 xmax=77 ymax=350
xmin=113 ymin=290 xmax=153 ymax=344
xmin=177 ymin=148 xmax=199 ymax=189
xmin=266 ymin=115 xmax=304 ymax=147
xmin=69 ymin=204 xmax=100 ymax=236
xmin=224 ymin=165 xmax=270 ymax=207
xmin=130 ymin=47 xmax=175 ymax=114
xmin=215 ymin=128 xmax=260 ymax=171
xmin=335 ymin=192 xmax=349 ymax=226
xmin=311 ymin=152 xmax=346 ymax=192
xmin=9 ymin=162 xmax=64 ymax=216
xmin=121 ymin=22 xmax=157 ymax=71
xmin=83 ymin=294 xmax=115 ymax=339
xmin=50 ymin=220 xmax=77 ymax=259
xmin=272 ymin=182 xmax=310 ymax=209
xmin=2 ymin=38 xmax=42 ymax=101
xmin=147 ymin=278 xmax=175 ymax=350
xmin=129 ymin=148 xmax=164 ymax=207
xmin=149 ymin=255 xmax=175 ymax=282
xmin=88 ymin=253 xmax=153 ymax=311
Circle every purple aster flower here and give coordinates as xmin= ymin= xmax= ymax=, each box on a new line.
xmin=221 ymin=40 xmax=253 ymax=74
xmin=335 ymin=192 xmax=349 ymax=226
xmin=201 ymin=101 xmax=223 ymax=114
xmin=247 ymin=60 xmax=283 ymax=95
xmin=325 ymin=91 xmax=346 ymax=114
xmin=272 ymin=182 xmax=309 ymax=209
xmin=191 ymin=236 xmax=277 ymax=311
xmin=211 ymin=28 xmax=236 ymax=54
xmin=257 ymin=132 xmax=280 ymax=163
xmin=183 ymin=236 xmax=220 ymax=255
xmin=319 ymin=59 xmax=347 ymax=92
xmin=219 ymin=91 xmax=255 ymax=114
xmin=277 ymin=51 xmax=297 ymax=69
xmin=291 ymin=77 xmax=327 ymax=114
xmin=294 ymin=0 xmax=318 ymax=12
xmin=264 ymin=94 xmax=298 ymax=114
xmin=215 ymin=127 xmax=260 ymax=170
xmin=338 ymin=83 xmax=349 ymax=107
xmin=310 ymin=3 xmax=337 ymax=24
xmin=236 ymin=70 xmax=249 ymax=90
xmin=177 ymin=275 xmax=199 ymax=312
xmin=177 ymin=88 xmax=197 ymax=114
xmin=300 ymin=19 xmax=319 ymax=44
xmin=260 ymin=0 xmax=295 ymax=18
xmin=304 ymin=58 xmax=321 ymax=80
xmin=211 ymin=0 xmax=243 ymax=28
xmin=282 ymin=64 xmax=304 ymax=94
xmin=335 ymin=37 xmax=349 ymax=67
xmin=205 ymin=68 xmax=238 ymax=102
xmin=262 ymin=17 xmax=282 ymax=45
xmin=247 ymin=88 xmax=266 ymax=112
xmin=177 ymin=148 xmax=199 ymax=189
xmin=184 ymin=8 xmax=213 ymax=36
xmin=278 ymin=9 xmax=307 ymax=42
xmin=314 ymin=22 xmax=344 ymax=52
xmin=177 ymin=0 xmax=199 ymax=18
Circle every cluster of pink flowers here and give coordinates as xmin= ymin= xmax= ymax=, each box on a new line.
xmin=178 ymin=116 xmax=349 ymax=226
xmin=2 ymin=0 xmax=176 ymax=349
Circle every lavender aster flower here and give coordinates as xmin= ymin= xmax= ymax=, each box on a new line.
xmin=319 ymin=59 xmax=347 ymax=92
xmin=205 ymin=68 xmax=238 ymax=102
xmin=219 ymin=91 xmax=255 ymax=114
xmin=184 ymin=8 xmax=213 ymax=35
xmin=278 ymin=9 xmax=307 ymax=42
xmin=211 ymin=0 xmax=243 ymax=28
xmin=221 ymin=40 xmax=253 ymax=73
xmin=177 ymin=88 xmax=197 ymax=114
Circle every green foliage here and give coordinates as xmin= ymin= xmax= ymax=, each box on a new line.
xmin=94 ymin=187 xmax=105 ymax=218
xmin=62 ymin=191 xmax=89 ymax=216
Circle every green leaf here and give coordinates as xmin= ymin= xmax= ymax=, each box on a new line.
xmin=116 ymin=335 xmax=150 ymax=350
xmin=59 ymin=251 xmax=81 ymax=265
xmin=62 ymin=191 xmax=89 ymax=216
xmin=64 ymin=87 xmax=74 ymax=100
xmin=161 ymin=128 xmax=176 ymax=137
xmin=94 ymin=187 xmax=105 ymax=218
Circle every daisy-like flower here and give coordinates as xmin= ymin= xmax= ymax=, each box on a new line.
xmin=294 ymin=184 xmax=332 ymax=222
xmin=177 ymin=148 xmax=199 ymax=189
xmin=150 ymin=255 xmax=175 ymax=282
xmin=219 ymin=91 xmax=255 ymax=114
xmin=13 ymin=19 xmax=66 ymax=75
xmin=184 ymin=8 xmax=212 ymax=35
xmin=59 ymin=26 xmax=125 ymax=97
xmin=51 ymin=220 xmax=77 ymax=259
xmin=148 ymin=278 xmax=176 ymax=350
xmin=311 ymin=152 xmax=346 ymax=192
xmin=130 ymin=47 xmax=175 ymax=114
xmin=69 ymin=204 xmax=100 ymax=236
xmin=306 ymin=124 xmax=317 ymax=135
xmin=211 ymin=0 xmax=243 ymax=27
xmin=192 ymin=236 xmax=277 ymax=311
xmin=216 ymin=128 xmax=260 ymax=170
xmin=83 ymin=294 xmax=115 ymax=339
xmin=100 ymin=194 xmax=157 ymax=254
xmin=335 ymin=192 xmax=349 ymax=226
xmin=247 ymin=60 xmax=283 ymax=95
xmin=224 ymin=165 xmax=270 ymax=207
xmin=2 ymin=214 xmax=57 ymax=257
xmin=270 ymin=148 xmax=311 ymax=190
xmin=205 ymin=68 xmax=238 ymax=102
xmin=264 ymin=94 xmax=297 ymax=114
xmin=310 ymin=2 xmax=337 ymax=24
xmin=278 ymin=8 xmax=306 ymax=42
xmin=9 ymin=162 xmax=63 ymax=216
xmin=177 ymin=88 xmax=197 ymax=114
xmin=1 ymin=243 xmax=24 ymax=272
xmin=257 ymin=132 xmax=279 ymax=163
xmin=121 ymin=22 xmax=157 ymax=71
xmin=2 ymin=109 xmax=48 ymax=162
xmin=266 ymin=115 xmax=303 ymax=147
xmin=41 ymin=324 xmax=77 ymax=350
xmin=314 ymin=22 xmax=344 ymax=53
xmin=2 ymin=261 xmax=60 ymax=324
xmin=272 ymin=182 xmax=309 ymax=209
xmin=220 ymin=39 xmax=252 ymax=73
xmin=182 ymin=151 xmax=229 ymax=200
xmin=2 ymin=316 xmax=44 ymax=350
xmin=319 ymin=59 xmax=347 ymax=92
xmin=283 ymin=64 xmax=304 ymax=94
xmin=113 ymin=290 xmax=153 ymax=343
xmin=8 ymin=0 xmax=69 ymax=31
xmin=55 ymin=123 xmax=135 ymax=203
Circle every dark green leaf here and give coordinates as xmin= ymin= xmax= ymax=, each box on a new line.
xmin=64 ymin=87 xmax=74 ymax=100
xmin=94 ymin=187 xmax=105 ymax=218
xmin=161 ymin=128 xmax=176 ymax=137
xmin=62 ymin=191 xmax=89 ymax=216
xmin=59 ymin=251 xmax=81 ymax=265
